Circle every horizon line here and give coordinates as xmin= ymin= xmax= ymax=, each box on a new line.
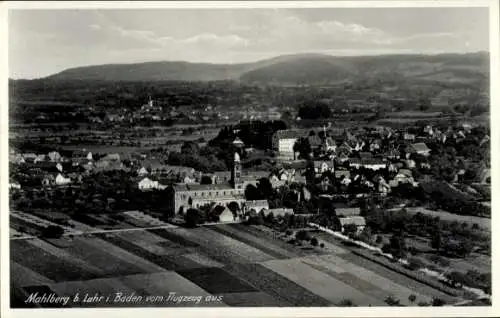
xmin=9 ymin=50 xmax=490 ymax=81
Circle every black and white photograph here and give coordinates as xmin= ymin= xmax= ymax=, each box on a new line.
xmin=1 ymin=0 xmax=498 ymax=315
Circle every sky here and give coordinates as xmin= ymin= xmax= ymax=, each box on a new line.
xmin=8 ymin=7 xmax=490 ymax=79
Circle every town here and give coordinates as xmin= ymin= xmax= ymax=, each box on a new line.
xmin=9 ymin=106 xmax=491 ymax=307
xmin=7 ymin=6 xmax=492 ymax=310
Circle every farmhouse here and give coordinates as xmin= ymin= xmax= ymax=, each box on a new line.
xmin=138 ymin=177 xmax=167 ymax=191
xmin=409 ymin=142 xmax=431 ymax=156
xmin=338 ymin=216 xmax=366 ymax=235
xmin=244 ymin=200 xmax=269 ymax=214
xmin=336 ymin=207 xmax=361 ymax=217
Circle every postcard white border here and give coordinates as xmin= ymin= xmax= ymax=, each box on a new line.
xmin=1 ymin=0 xmax=499 ymax=317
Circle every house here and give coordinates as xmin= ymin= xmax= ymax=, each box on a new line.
xmin=335 ymin=170 xmax=351 ymax=180
xmin=22 ymin=153 xmax=37 ymax=163
xmin=94 ymin=160 xmax=126 ymax=172
xmin=141 ymin=159 xmax=166 ymax=174
xmin=264 ymin=208 xmax=294 ymax=217
xmin=9 ymin=182 xmax=21 ymax=190
xmin=217 ymin=206 xmax=237 ymax=223
xmin=385 ymin=149 xmax=401 ymax=160
xmin=349 ymin=158 xmax=386 ymax=170
xmin=55 ymin=173 xmax=72 ymax=186
xmin=359 ymin=152 xmax=373 ymax=160
xmin=10 ymin=154 xmax=25 ymax=164
xmin=393 ymin=169 xmax=414 ymax=184
xmin=336 ymin=207 xmax=361 ymax=217
xmin=168 ymin=153 xmax=247 ymax=215
xmin=409 ymin=143 xmax=431 ymax=156
xmin=101 ymin=153 xmax=120 ymax=161
xmin=313 ymin=161 xmax=334 ymax=176
xmin=137 ymin=167 xmax=149 ymax=176
xmin=42 ymin=175 xmax=55 ymax=187
xmin=72 ymin=150 xmax=93 ymax=161
xmin=403 ymin=133 xmax=416 ymax=141
xmin=272 ymin=130 xmax=301 ymax=159
xmin=232 ymin=137 xmax=245 ymax=148
xmin=244 ymin=200 xmax=269 ymax=214
xmin=338 ymin=216 xmax=366 ymax=235
xmin=138 ymin=177 xmax=167 ymax=191
xmin=34 ymin=154 xmax=47 ymax=163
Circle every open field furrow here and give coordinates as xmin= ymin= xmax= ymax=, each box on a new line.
xmin=223 ymin=262 xmax=329 ymax=307
xmin=10 ymin=261 xmax=54 ymax=287
xmin=171 ymin=227 xmax=276 ymax=263
xmin=80 ymin=236 xmax=167 ymax=273
xmin=95 ymin=233 xmax=177 ymax=271
xmin=11 ymin=240 xmax=100 ymax=282
xmin=118 ymin=272 xmax=227 ymax=307
xmin=261 ymin=258 xmax=385 ymax=306
xmin=208 ymin=224 xmax=296 ymax=259
xmin=339 ymin=252 xmax=458 ymax=304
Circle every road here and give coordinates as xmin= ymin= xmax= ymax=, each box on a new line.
xmin=10 ymin=223 xmax=179 ymax=241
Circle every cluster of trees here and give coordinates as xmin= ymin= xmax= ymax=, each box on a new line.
xmin=167 ymin=141 xmax=228 ymax=172
xmin=10 ymin=170 xmax=173 ymax=217
xmin=360 ymin=205 xmax=488 ymax=259
xmin=297 ymin=101 xmax=332 ymax=120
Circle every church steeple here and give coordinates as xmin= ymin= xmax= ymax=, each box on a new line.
xmin=231 ymin=152 xmax=242 ymax=189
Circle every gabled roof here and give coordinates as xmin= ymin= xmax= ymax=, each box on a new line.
xmin=411 ymin=142 xmax=430 ymax=153
xmin=339 ymin=216 xmax=366 ymax=227
xmin=173 ymin=182 xmax=234 ymax=192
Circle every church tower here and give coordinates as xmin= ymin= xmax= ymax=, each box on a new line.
xmin=231 ymin=152 xmax=242 ymax=189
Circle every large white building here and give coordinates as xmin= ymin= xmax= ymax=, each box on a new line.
xmin=272 ymin=130 xmax=301 ymax=159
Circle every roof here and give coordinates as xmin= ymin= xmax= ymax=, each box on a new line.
xmin=313 ymin=160 xmax=333 ymax=168
xmin=336 ymin=207 xmax=361 ymax=216
xmin=245 ymin=200 xmax=269 ymax=208
xmin=308 ymin=135 xmax=322 ymax=147
xmin=173 ymin=182 xmax=234 ymax=192
xmin=339 ymin=216 xmax=366 ymax=227
xmin=266 ymin=208 xmax=294 ymax=216
xmin=335 ymin=170 xmax=351 ymax=178
xmin=349 ymin=158 xmax=386 ymax=166
xmin=411 ymin=142 xmax=430 ymax=153
xmin=397 ymin=169 xmax=413 ymax=177
xmin=359 ymin=152 xmax=373 ymax=159
xmin=142 ymin=159 xmax=165 ymax=170
xmin=274 ymin=129 xmax=304 ymax=140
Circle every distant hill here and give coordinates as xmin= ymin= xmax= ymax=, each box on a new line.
xmin=43 ymin=52 xmax=489 ymax=85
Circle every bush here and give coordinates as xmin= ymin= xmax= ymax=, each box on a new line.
xmin=41 ymin=225 xmax=64 ymax=238
xmin=295 ymin=230 xmax=310 ymax=241
xmin=320 ymin=243 xmax=325 ymax=248
xmin=310 ymin=237 xmax=319 ymax=246
xmin=431 ymin=298 xmax=446 ymax=306
xmin=285 ymin=229 xmax=293 ymax=236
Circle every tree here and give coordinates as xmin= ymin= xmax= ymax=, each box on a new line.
xmin=181 ymin=141 xmax=200 ymax=155
xmin=257 ymin=178 xmax=274 ymax=199
xmin=390 ymin=232 xmax=407 ymax=259
xmin=430 ymin=231 xmax=442 ymax=250
xmin=227 ymin=201 xmax=240 ymax=214
xmin=184 ymin=208 xmax=205 ymax=227
xmin=338 ymin=299 xmax=356 ymax=307
xmin=431 ymin=298 xmax=446 ymax=306
xmin=310 ymin=237 xmax=319 ymax=246
xmin=295 ymin=230 xmax=310 ymax=241
xmin=342 ymin=223 xmax=358 ymax=239
xmin=200 ymin=175 xmax=212 ymax=185
xmin=41 ymin=225 xmax=64 ymax=238
xmin=408 ymin=294 xmax=417 ymax=305
xmin=385 ymin=295 xmax=401 ymax=306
